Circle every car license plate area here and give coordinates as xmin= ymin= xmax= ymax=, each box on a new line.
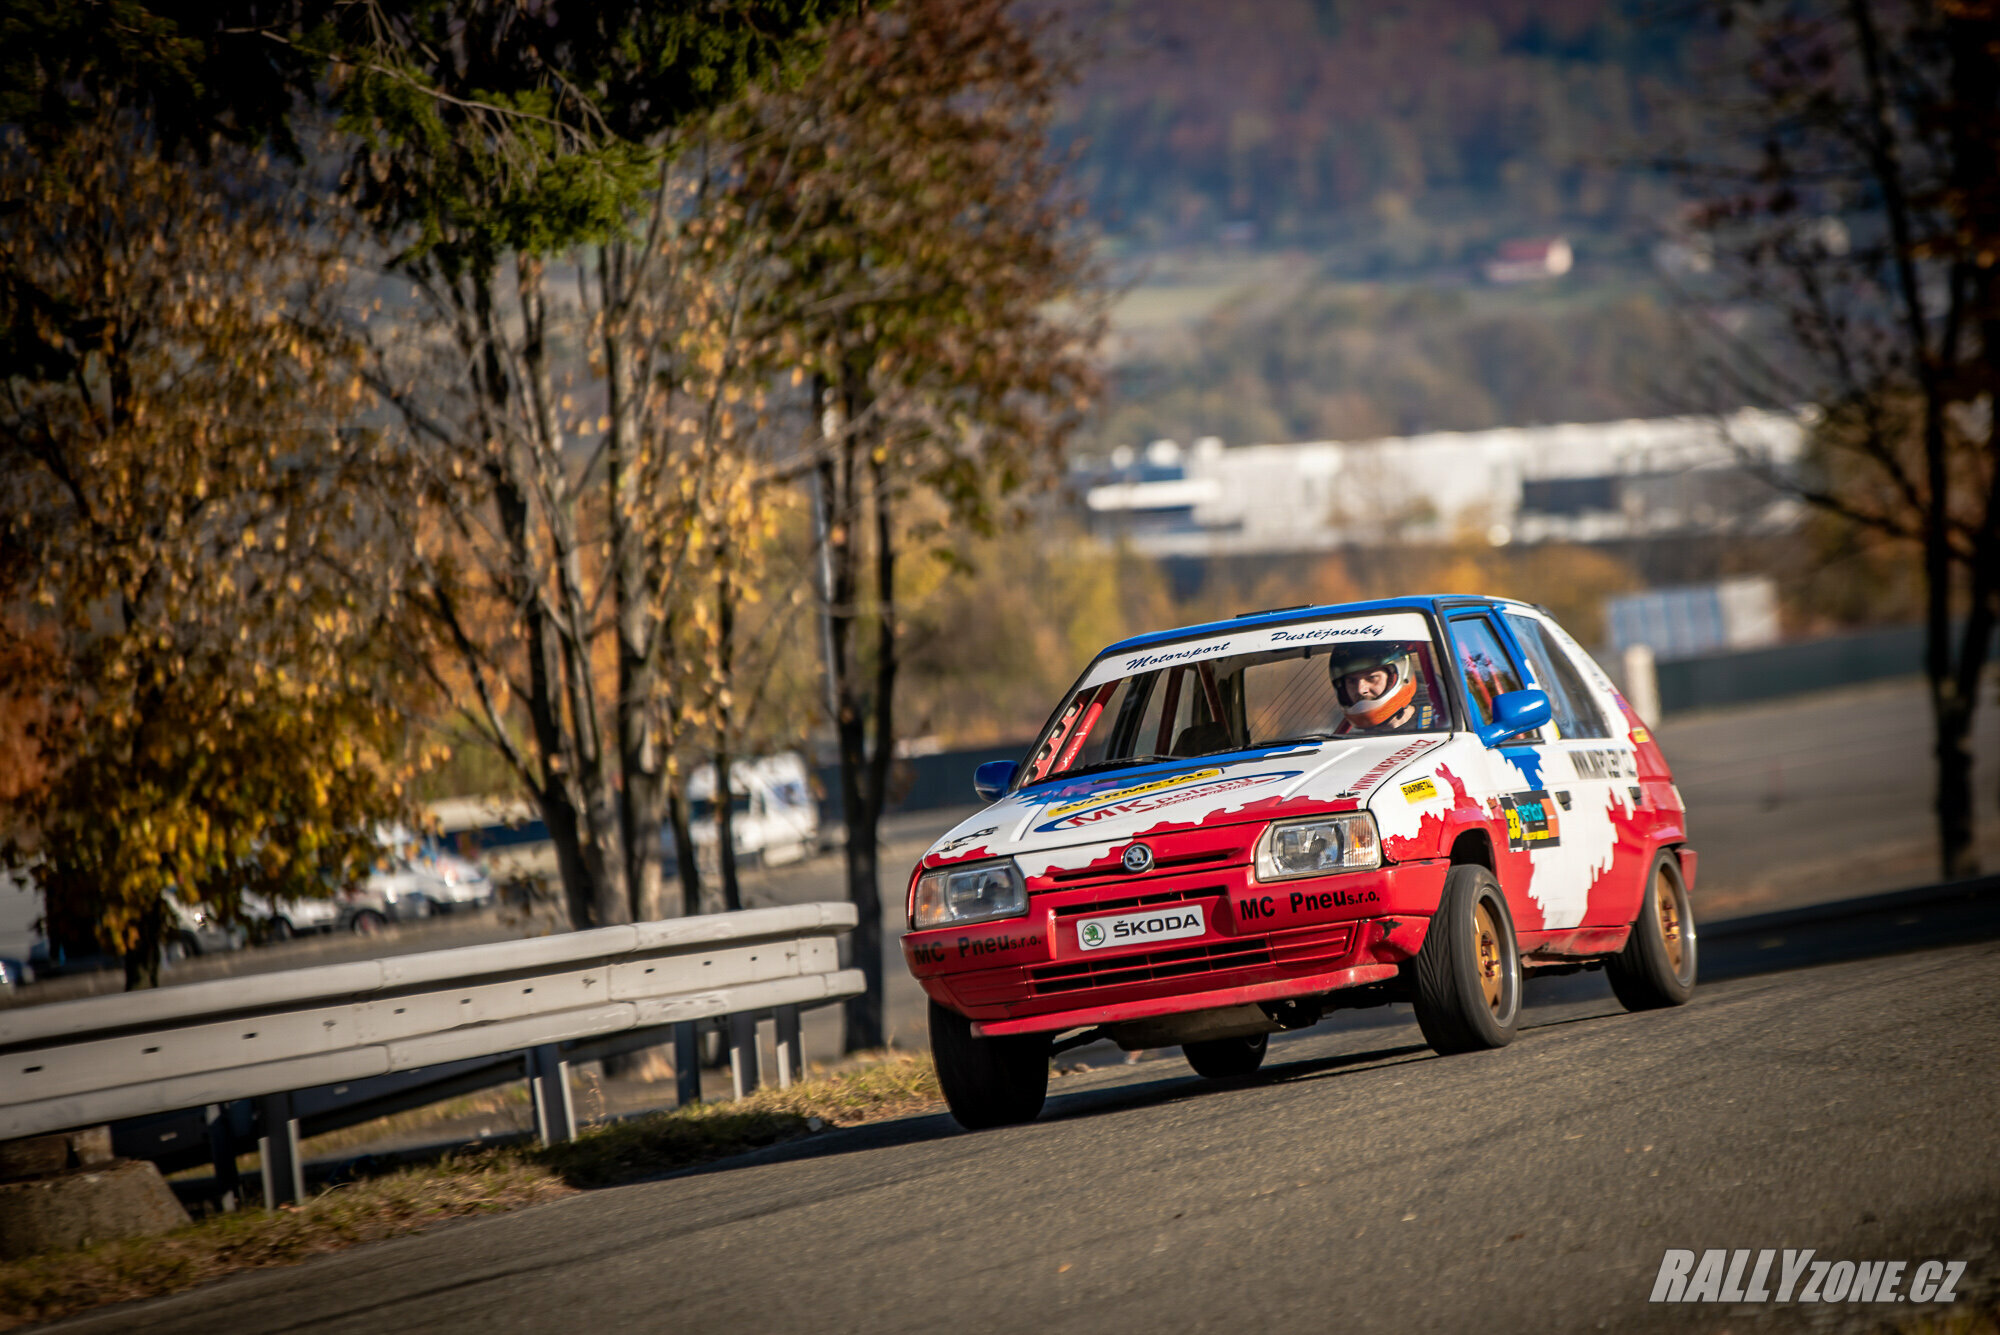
xmin=1074 ymin=903 xmax=1207 ymax=952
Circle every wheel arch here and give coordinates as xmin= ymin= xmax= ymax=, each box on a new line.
xmin=1447 ymin=827 xmax=1496 ymax=874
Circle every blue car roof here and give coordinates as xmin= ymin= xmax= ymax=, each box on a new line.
xmin=1097 ymin=594 xmax=1518 ymax=659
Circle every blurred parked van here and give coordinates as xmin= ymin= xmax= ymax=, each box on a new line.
xmin=687 ymin=753 xmax=819 ymax=868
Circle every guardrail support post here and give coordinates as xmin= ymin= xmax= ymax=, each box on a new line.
xmin=204 ymin=1103 xmax=241 ymax=1212
xmin=673 ymin=1023 xmax=702 ymax=1107
xmin=728 ymin=1011 xmax=760 ymax=1099
xmin=672 ymin=1023 xmax=704 ymax=1103
xmin=257 ymin=1092 xmax=303 ymax=1207
xmin=529 ymin=1045 xmax=576 ymax=1145
xmin=775 ymin=1006 xmax=802 ymax=1088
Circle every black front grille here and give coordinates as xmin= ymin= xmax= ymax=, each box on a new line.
xmin=1028 ymin=937 xmax=1274 ymax=995
xmin=1049 ymin=886 xmax=1219 ymax=918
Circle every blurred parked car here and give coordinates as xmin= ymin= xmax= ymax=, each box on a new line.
xmin=165 ymin=897 xmax=244 ymax=957
xmin=338 ymin=856 xmax=446 ymax=934
xmin=411 ymin=848 xmax=494 ymax=912
xmin=241 ymin=891 xmax=344 ymax=941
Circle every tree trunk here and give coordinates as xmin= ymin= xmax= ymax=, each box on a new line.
xmin=603 ymin=246 xmax=669 ymax=926
xmin=668 ymin=779 xmax=703 ymax=917
xmin=816 ymin=378 xmax=889 ymax=1053
xmin=518 ymin=254 xmax=629 ymax=930
xmin=122 ymin=895 xmax=168 ymax=991
xmin=714 ymin=563 xmax=744 ymax=913
xmin=714 ymin=756 xmax=744 ymax=912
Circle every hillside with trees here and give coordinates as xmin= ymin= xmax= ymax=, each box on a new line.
xmin=1057 ymin=0 xmax=1717 ymax=265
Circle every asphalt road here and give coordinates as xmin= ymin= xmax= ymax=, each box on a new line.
xmin=1656 ymin=677 xmax=2000 ymax=916
xmin=51 ymin=893 xmax=2000 ymax=1334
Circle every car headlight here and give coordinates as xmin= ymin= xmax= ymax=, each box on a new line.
xmin=911 ymin=859 xmax=1028 ymax=930
xmin=1254 ymin=813 xmax=1381 ymax=881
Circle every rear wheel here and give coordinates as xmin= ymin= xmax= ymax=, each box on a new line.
xmin=1410 ymin=865 xmax=1522 ymax=1055
xmin=1607 ymin=852 xmax=1696 ymax=1010
xmin=350 ymin=909 xmax=388 ymax=936
xmin=929 ymin=1000 xmax=1049 ymax=1130
xmin=1183 ymin=1033 xmax=1269 ymax=1078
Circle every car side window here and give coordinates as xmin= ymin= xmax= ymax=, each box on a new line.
xmin=1448 ymin=616 xmax=1527 ymax=728
xmin=1504 ymin=613 xmax=1611 ymax=739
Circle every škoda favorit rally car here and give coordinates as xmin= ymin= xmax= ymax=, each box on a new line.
xmin=902 ymin=596 xmax=1696 ymax=1129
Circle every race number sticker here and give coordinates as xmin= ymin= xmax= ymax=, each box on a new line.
xmin=1075 ymin=904 xmax=1206 ymax=952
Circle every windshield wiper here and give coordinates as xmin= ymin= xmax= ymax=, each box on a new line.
xmin=1258 ymin=733 xmax=1335 ymax=748
xmin=1045 ymin=754 xmax=1177 ymax=781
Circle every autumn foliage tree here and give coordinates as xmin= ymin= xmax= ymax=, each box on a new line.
xmin=728 ymin=0 xmax=1105 ymax=1049
xmin=0 ymin=114 xmax=425 ymax=985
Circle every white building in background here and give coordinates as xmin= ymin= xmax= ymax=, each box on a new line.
xmin=1076 ymin=408 xmax=1806 ymax=558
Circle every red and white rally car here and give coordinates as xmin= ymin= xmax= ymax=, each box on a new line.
xmin=903 ymin=596 xmax=1697 ymax=1129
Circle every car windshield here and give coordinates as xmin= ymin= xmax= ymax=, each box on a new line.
xmin=1018 ymin=611 xmax=1451 ymax=789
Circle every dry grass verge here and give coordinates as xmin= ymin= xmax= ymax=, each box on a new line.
xmin=0 ymin=1051 xmax=942 ymax=1330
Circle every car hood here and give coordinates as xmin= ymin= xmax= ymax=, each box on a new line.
xmin=923 ymin=734 xmax=1448 ymax=878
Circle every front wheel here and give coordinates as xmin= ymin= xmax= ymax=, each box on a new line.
xmin=1183 ymin=1032 xmax=1269 ymax=1079
xmin=1410 ymin=865 xmax=1522 ymax=1055
xmin=929 ymin=1000 xmax=1049 ymax=1130
xmin=1607 ymin=852 xmax=1696 ymax=1010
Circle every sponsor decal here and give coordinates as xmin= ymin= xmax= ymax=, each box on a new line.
xmin=933 ymin=826 xmax=998 ymax=855
xmin=1121 ymin=843 xmax=1154 ymax=872
xmin=1076 ymin=903 xmax=1206 ymax=951
xmin=1631 ymin=726 xmax=1652 ymax=744
xmin=1044 ymin=768 xmax=1222 ymax=819
xmin=1228 ymin=886 xmax=1382 ymax=923
xmin=910 ymin=940 xmax=946 ymax=965
xmin=958 ymin=931 xmax=1039 ymax=959
xmin=1121 ymin=643 xmax=1229 ymax=673
xmin=1338 ymin=738 xmax=1441 ymax=797
xmin=1289 ymin=886 xmax=1379 ymax=912
xmin=1267 ymin=622 xmax=1385 ymax=644
xmin=1033 ymin=771 xmax=1300 ymax=832
xmin=1570 ymin=747 xmax=1635 ymax=780
xmin=1649 ymin=1250 xmax=1965 ymax=1305
xmin=1498 ymin=790 xmax=1562 ymax=851
xmin=1400 ymin=776 xmax=1439 ymax=803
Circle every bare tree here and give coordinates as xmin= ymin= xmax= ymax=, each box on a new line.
xmin=1666 ymin=0 xmax=2000 ymax=877
xmin=330 ymin=2 xmax=842 ymax=929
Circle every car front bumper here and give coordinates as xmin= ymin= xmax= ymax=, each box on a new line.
xmin=904 ymin=859 xmax=1449 ymax=1037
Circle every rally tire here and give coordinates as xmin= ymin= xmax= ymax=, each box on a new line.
xmin=1410 ymin=864 xmax=1522 ymax=1055
xmin=1183 ymin=1033 xmax=1269 ymax=1079
xmin=929 ymin=1000 xmax=1050 ymax=1130
xmin=1606 ymin=851 xmax=1697 ymax=1011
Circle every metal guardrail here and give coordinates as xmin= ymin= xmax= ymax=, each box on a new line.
xmin=2 ymin=903 xmax=862 ymax=1204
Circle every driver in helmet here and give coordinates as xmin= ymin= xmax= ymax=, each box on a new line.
xmin=1327 ymin=643 xmax=1439 ymax=734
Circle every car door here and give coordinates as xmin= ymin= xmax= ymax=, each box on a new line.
xmin=1443 ymin=609 xmax=1576 ymax=933
xmin=1504 ymin=611 xmax=1640 ymax=923
xmin=1505 ymin=609 xmax=1653 ymax=927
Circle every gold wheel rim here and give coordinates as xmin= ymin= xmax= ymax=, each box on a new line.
xmin=1657 ymin=868 xmax=1685 ymax=975
xmin=1475 ymin=901 xmax=1505 ymax=1013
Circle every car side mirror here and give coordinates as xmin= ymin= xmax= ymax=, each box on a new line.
xmin=1479 ymin=688 xmax=1552 ymax=746
xmin=974 ymin=759 xmax=1019 ymax=802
